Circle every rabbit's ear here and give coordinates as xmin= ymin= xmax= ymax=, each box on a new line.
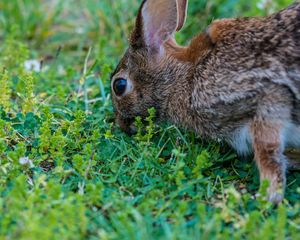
xmin=176 ymin=0 xmax=188 ymax=32
xmin=131 ymin=0 xmax=188 ymax=54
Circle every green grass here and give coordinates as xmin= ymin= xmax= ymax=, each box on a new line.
xmin=0 ymin=0 xmax=299 ymax=239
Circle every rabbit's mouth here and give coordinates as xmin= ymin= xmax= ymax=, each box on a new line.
xmin=116 ymin=116 xmax=137 ymax=136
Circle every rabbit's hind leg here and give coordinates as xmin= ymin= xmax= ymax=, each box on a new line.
xmin=250 ymin=119 xmax=287 ymax=204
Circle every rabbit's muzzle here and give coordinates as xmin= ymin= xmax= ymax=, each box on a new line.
xmin=115 ymin=116 xmax=137 ymax=136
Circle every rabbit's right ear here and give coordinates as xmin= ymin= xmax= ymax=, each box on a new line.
xmin=131 ymin=0 xmax=188 ymax=55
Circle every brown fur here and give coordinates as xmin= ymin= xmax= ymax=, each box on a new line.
xmin=166 ymin=33 xmax=213 ymax=63
xmin=207 ymin=18 xmax=237 ymax=43
xmin=111 ymin=1 xmax=300 ymax=203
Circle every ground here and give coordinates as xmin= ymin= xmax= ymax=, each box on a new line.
xmin=0 ymin=0 xmax=299 ymax=239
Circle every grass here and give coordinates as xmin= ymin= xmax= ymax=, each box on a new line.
xmin=0 ymin=0 xmax=299 ymax=239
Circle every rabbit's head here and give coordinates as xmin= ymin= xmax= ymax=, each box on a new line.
xmin=111 ymin=0 xmax=189 ymax=134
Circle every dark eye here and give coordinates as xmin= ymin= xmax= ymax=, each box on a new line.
xmin=113 ymin=78 xmax=127 ymax=96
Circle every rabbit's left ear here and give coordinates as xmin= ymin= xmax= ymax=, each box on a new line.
xmin=131 ymin=0 xmax=188 ymax=54
xmin=176 ymin=0 xmax=188 ymax=32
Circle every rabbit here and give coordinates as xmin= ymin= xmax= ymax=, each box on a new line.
xmin=110 ymin=0 xmax=300 ymax=204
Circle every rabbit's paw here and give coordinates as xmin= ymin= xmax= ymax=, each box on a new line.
xmin=268 ymin=191 xmax=284 ymax=205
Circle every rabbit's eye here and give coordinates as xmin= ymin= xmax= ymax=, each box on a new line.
xmin=113 ymin=78 xmax=128 ymax=96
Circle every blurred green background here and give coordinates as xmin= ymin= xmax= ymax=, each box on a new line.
xmin=0 ymin=0 xmax=295 ymax=64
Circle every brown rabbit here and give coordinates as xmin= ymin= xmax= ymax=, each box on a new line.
xmin=111 ymin=0 xmax=300 ymax=203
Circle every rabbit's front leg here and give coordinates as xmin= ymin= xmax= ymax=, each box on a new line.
xmin=250 ymin=119 xmax=287 ymax=204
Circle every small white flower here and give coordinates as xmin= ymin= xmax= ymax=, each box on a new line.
xmin=19 ymin=157 xmax=35 ymax=168
xmin=78 ymin=182 xmax=85 ymax=195
xmin=24 ymin=60 xmax=41 ymax=72
xmin=75 ymin=27 xmax=84 ymax=34
xmin=58 ymin=65 xmax=66 ymax=75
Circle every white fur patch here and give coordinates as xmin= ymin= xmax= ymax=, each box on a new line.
xmin=282 ymin=122 xmax=300 ymax=149
xmin=227 ymin=125 xmax=252 ymax=156
xmin=228 ymin=122 xmax=300 ymax=156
